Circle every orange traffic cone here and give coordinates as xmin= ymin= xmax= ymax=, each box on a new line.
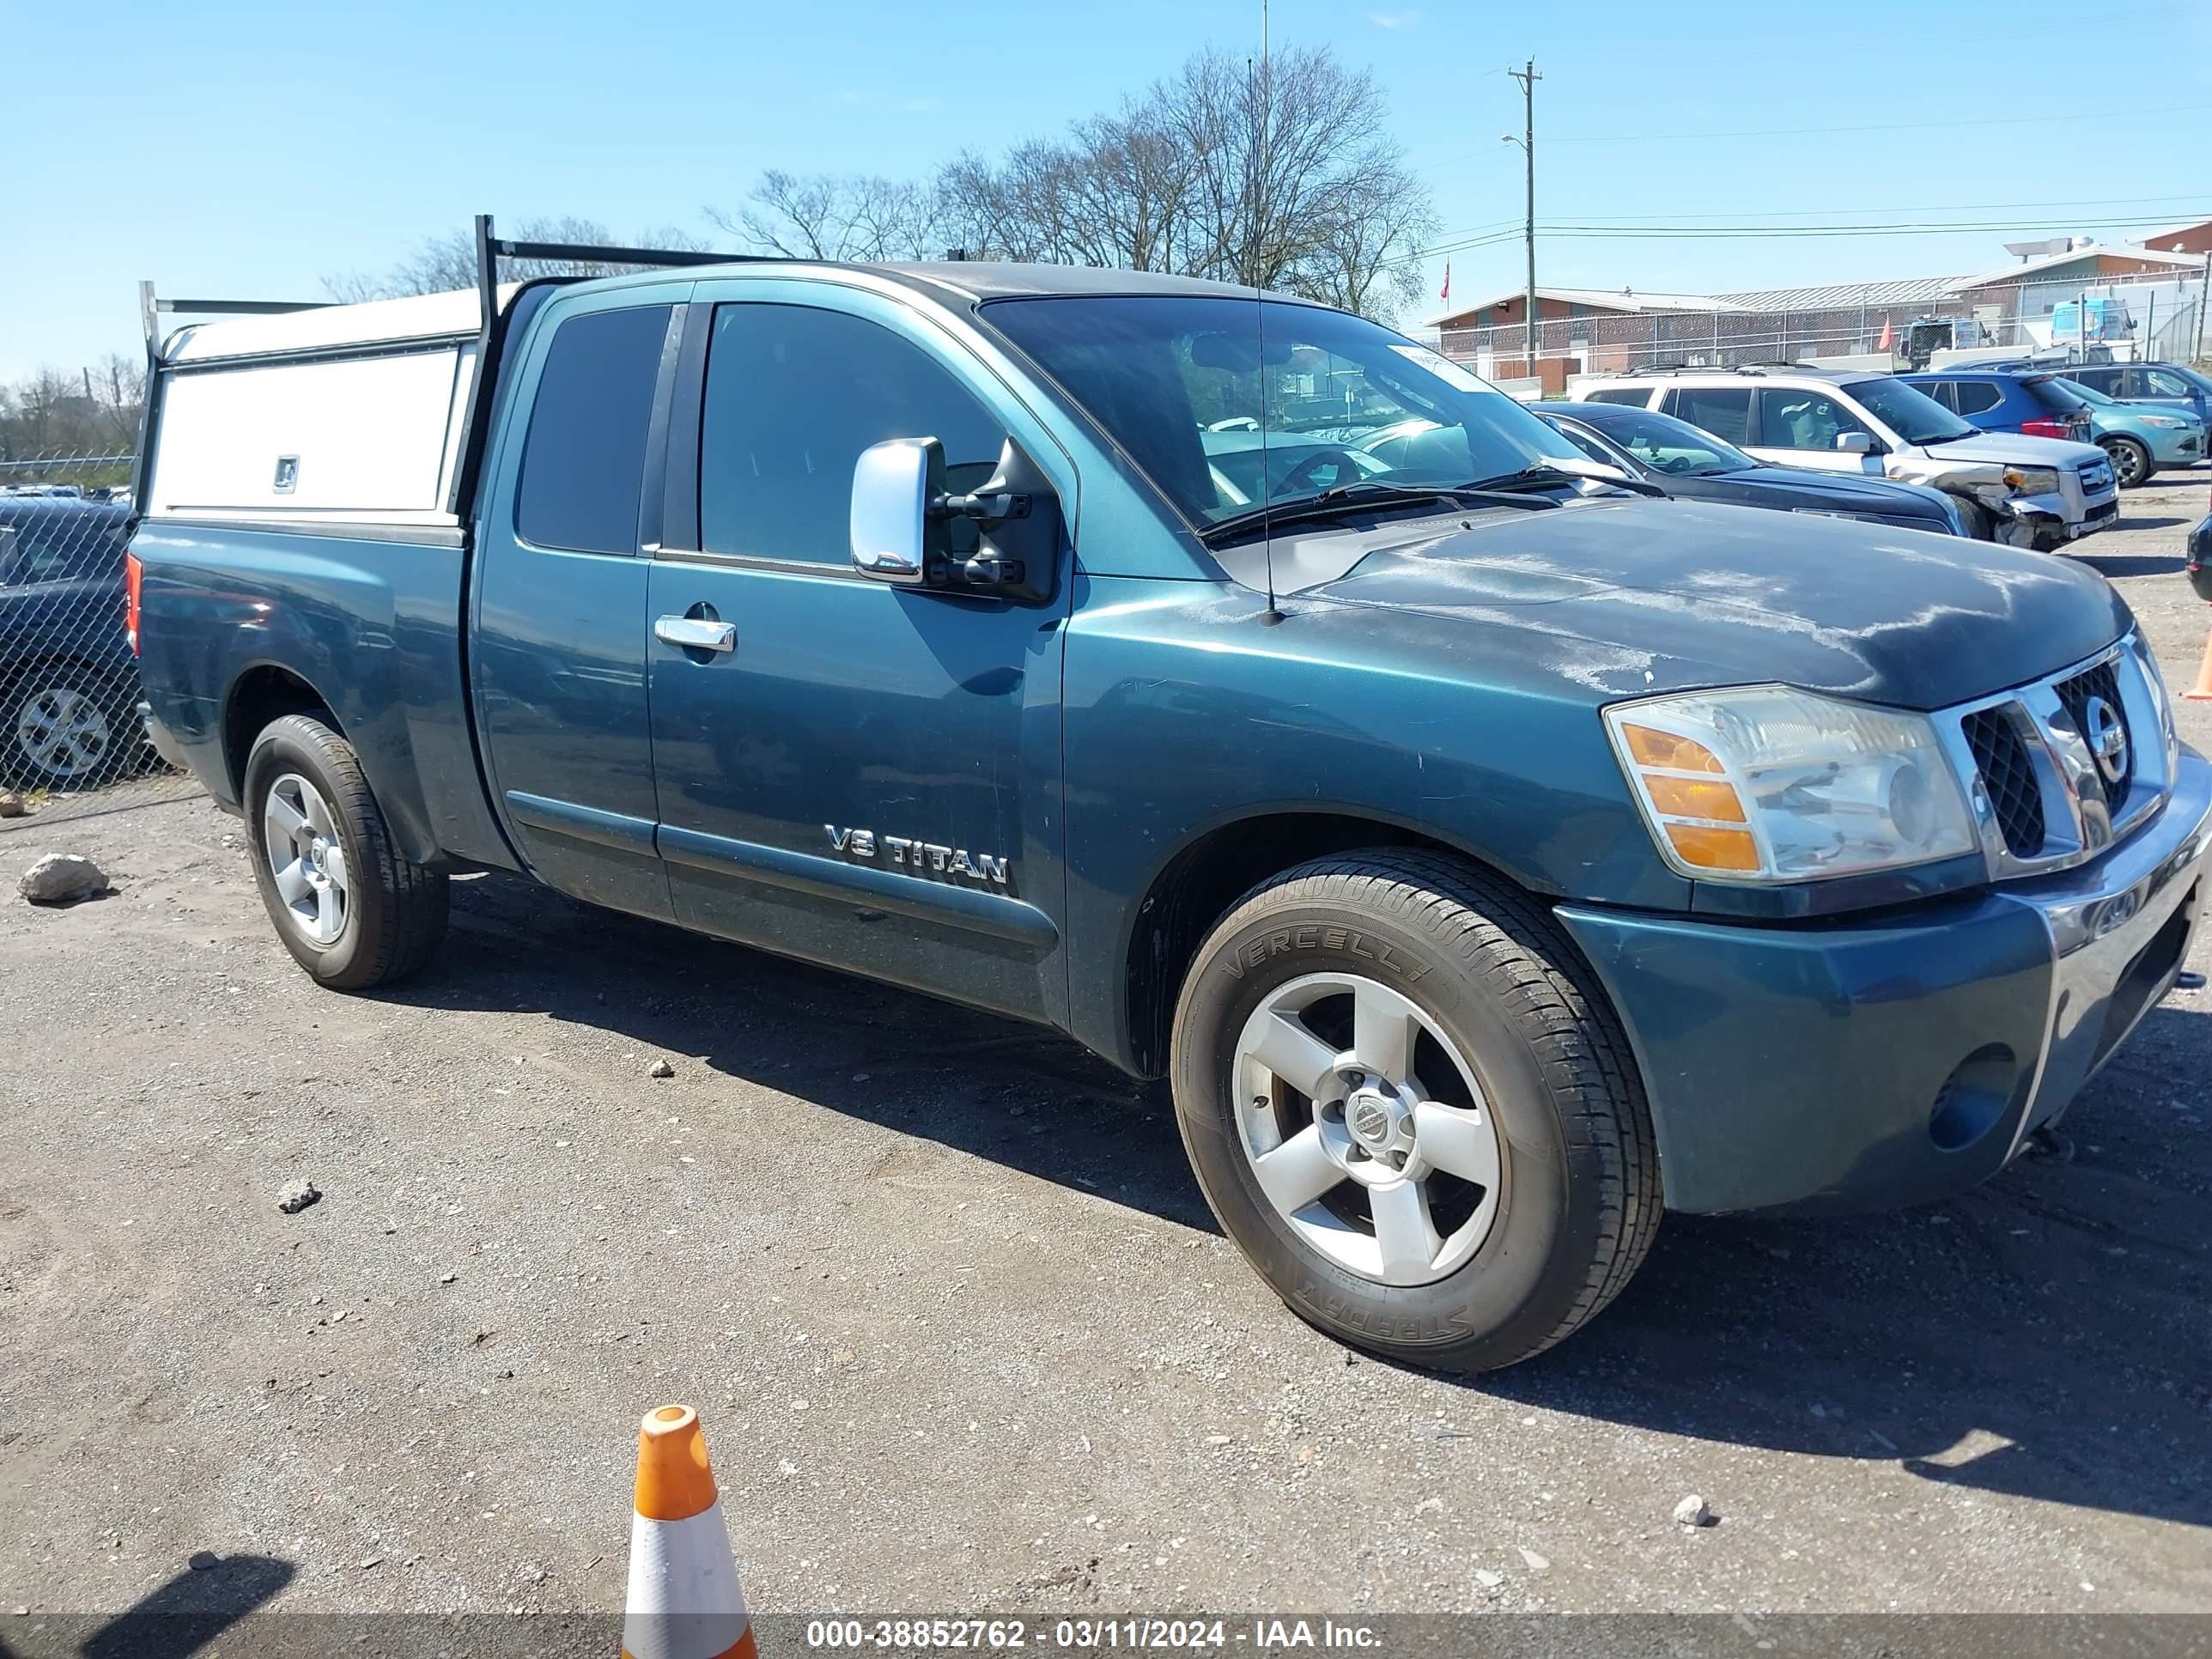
xmin=2185 ymin=623 xmax=2212 ymax=702
xmin=622 ymin=1405 xmax=755 ymax=1659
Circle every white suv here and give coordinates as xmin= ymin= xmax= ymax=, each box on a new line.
xmin=1568 ymin=367 xmax=2118 ymax=550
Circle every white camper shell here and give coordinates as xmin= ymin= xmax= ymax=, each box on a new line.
xmin=143 ymin=285 xmax=520 ymax=530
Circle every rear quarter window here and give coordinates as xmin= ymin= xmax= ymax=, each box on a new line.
xmin=1663 ymin=386 xmax=1753 ymax=445
xmin=1953 ymin=382 xmax=2002 ymax=416
xmin=515 ymin=305 xmax=675 ymax=556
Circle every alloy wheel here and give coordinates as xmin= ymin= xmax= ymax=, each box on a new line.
xmin=1231 ymin=972 xmax=1504 ymax=1286
xmin=262 ymin=772 xmax=352 ymax=945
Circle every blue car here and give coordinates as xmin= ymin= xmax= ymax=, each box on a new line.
xmin=1900 ymin=369 xmax=2094 ymax=447
xmin=2055 ymin=362 xmax=2212 ymax=429
xmin=0 ymin=495 xmax=143 ymax=792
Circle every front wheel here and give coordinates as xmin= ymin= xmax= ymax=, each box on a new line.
xmin=3 ymin=662 xmax=140 ymax=793
xmin=1170 ymin=851 xmax=1661 ymax=1372
xmin=243 ymin=714 xmax=448 ymax=989
xmin=2100 ymin=435 xmax=2153 ymax=489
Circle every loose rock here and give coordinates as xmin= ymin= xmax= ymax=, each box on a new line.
xmin=276 ymin=1179 xmax=321 ymax=1215
xmin=1519 ymin=1547 xmax=1551 ymax=1571
xmin=1474 ymin=1569 xmax=1504 ymax=1589
xmin=20 ymin=852 xmax=108 ymax=905
xmin=647 ymin=1059 xmax=675 ymax=1079
xmin=1673 ymin=1494 xmax=1714 ymax=1528
xmin=0 ymin=792 xmax=23 ymax=819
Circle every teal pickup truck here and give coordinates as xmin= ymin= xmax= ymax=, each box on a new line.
xmin=128 ymin=224 xmax=2209 ymax=1370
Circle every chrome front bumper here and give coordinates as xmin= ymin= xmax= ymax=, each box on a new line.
xmin=1999 ymin=746 xmax=2212 ymax=1153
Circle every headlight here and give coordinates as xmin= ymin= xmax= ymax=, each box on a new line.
xmin=2139 ymin=416 xmax=2184 ymax=429
xmin=2001 ymin=465 xmax=2061 ymax=495
xmin=1605 ymin=687 xmax=1978 ymax=882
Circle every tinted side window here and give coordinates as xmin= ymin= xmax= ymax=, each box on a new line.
xmin=2144 ymin=368 xmax=2193 ymax=398
xmin=2073 ymin=367 xmax=2120 ymax=394
xmin=1919 ymin=380 xmax=1958 ymax=412
xmin=1952 ymin=381 xmax=2002 ymax=416
xmin=3 ymin=513 xmax=122 ymax=581
xmin=700 ymin=304 xmax=1005 ymax=566
xmin=516 ymin=305 xmax=674 ymax=556
xmin=1754 ymin=387 xmax=1872 ymax=450
xmin=1663 ymin=386 xmax=1753 ymax=445
xmin=1583 ymin=387 xmax=1657 ymax=407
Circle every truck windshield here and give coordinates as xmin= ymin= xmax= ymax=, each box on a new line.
xmin=981 ymin=295 xmax=1584 ymax=527
xmin=1844 ymin=377 xmax=1979 ymax=446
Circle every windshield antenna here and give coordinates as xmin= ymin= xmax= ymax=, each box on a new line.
xmin=1254 ymin=0 xmax=1283 ymax=624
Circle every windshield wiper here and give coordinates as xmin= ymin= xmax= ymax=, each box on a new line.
xmin=1195 ymin=480 xmax=1556 ymax=546
xmin=1470 ymin=463 xmax=1666 ymax=499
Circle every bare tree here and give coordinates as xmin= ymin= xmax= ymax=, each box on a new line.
xmin=712 ymin=172 xmax=942 ymax=262
xmin=919 ymin=44 xmax=1436 ymax=320
xmin=322 ymin=216 xmax=713 ymax=301
xmin=0 ymin=359 xmax=147 ymax=464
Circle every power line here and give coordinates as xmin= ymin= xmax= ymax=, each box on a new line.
xmin=1541 ymin=191 xmax=2212 ymax=225
xmin=1413 ymin=211 xmax=2212 ymax=261
xmin=1416 ymin=102 xmax=2212 ymax=173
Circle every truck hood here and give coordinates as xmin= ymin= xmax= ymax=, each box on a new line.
xmin=1297 ymin=496 xmax=2130 ymax=711
xmin=1916 ymin=430 xmax=2105 ymax=467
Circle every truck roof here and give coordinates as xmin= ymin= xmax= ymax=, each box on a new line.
xmin=158 ymin=263 xmax=1310 ymax=365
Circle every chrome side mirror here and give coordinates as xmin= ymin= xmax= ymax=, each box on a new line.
xmin=850 ymin=437 xmax=942 ymax=584
xmin=1834 ymin=432 xmax=1874 ymax=455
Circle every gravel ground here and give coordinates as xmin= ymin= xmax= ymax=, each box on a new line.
xmin=3 ymin=481 xmax=2209 ymax=1634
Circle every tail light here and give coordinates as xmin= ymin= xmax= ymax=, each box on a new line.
xmin=125 ymin=551 xmax=142 ymax=655
xmin=2020 ymin=418 xmax=2071 ymax=440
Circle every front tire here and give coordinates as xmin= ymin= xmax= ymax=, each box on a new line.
xmin=1170 ymin=851 xmax=1660 ymax=1372
xmin=2100 ymin=434 xmax=2154 ymax=489
xmin=243 ymin=714 xmax=448 ymax=989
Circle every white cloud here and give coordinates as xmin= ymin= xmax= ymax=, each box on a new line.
xmin=1370 ymin=9 xmax=1423 ymax=26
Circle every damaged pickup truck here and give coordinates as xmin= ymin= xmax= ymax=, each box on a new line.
xmin=129 ymin=225 xmax=2206 ymax=1370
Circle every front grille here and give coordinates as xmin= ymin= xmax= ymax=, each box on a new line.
xmin=2053 ymin=659 xmax=2129 ymax=809
xmin=2079 ymin=460 xmax=2114 ymax=493
xmin=1963 ymin=708 xmax=2045 ymax=856
xmin=2086 ymin=497 xmax=2119 ymax=524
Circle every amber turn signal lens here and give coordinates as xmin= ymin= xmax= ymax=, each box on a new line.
xmin=1663 ymin=823 xmax=1760 ymax=872
xmin=1644 ymin=775 xmax=1747 ymax=822
xmin=1621 ymin=723 xmax=1725 ymax=774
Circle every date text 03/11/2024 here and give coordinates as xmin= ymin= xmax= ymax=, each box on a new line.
xmin=802 ymin=1618 xmax=1382 ymax=1650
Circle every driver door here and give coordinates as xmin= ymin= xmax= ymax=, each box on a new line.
xmin=643 ymin=283 xmax=1077 ymax=1025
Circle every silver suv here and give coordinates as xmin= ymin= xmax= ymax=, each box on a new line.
xmin=1569 ymin=367 xmax=2118 ymax=551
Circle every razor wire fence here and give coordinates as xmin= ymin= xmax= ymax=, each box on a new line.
xmin=0 ymin=452 xmax=204 ymax=829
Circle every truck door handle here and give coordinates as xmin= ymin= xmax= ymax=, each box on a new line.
xmin=654 ymin=615 xmax=737 ymax=653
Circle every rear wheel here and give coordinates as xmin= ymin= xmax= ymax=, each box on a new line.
xmin=1170 ymin=850 xmax=1661 ymax=1371
xmin=2100 ymin=434 xmax=2153 ymax=489
xmin=243 ymin=714 xmax=448 ymax=989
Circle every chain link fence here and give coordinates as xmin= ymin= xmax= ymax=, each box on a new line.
xmin=1436 ymin=273 xmax=2209 ymax=380
xmin=0 ymin=451 xmax=203 ymax=829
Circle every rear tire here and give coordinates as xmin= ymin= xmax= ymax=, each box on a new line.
xmin=243 ymin=714 xmax=448 ymax=989
xmin=1169 ymin=850 xmax=1661 ymax=1372
xmin=2100 ymin=435 xmax=2153 ymax=489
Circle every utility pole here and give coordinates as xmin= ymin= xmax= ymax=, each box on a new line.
xmin=1504 ymin=59 xmax=1541 ymax=370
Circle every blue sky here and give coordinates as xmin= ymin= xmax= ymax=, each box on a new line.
xmin=6 ymin=0 xmax=2210 ymax=381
